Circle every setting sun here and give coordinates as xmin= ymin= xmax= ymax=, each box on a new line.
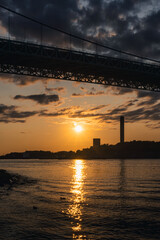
xmin=74 ymin=125 xmax=83 ymax=133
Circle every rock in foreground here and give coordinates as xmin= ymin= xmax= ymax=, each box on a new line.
xmin=0 ymin=169 xmax=35 ymax=188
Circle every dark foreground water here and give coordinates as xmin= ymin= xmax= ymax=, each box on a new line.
xmin=0 ymin=159 xmax=160 ymax=240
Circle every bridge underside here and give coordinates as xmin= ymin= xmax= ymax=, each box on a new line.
xmin=0 ymin=38 xmax=160 ymax=92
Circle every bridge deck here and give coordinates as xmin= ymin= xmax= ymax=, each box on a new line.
xmin=0 ymin=38 xmax=160 ymax=91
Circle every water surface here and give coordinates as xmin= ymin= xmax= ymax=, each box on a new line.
xmin=0 ymin=159 xmax=160 ymax=239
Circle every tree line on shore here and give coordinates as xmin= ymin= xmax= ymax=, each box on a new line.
xmin=1 ymin=141 xmax=160 ymax=159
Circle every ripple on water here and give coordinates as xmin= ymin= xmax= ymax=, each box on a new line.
xmin=0 ymin=159 xmax=160 ymax=239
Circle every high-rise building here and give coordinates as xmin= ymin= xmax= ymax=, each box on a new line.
xmin=120 ymin=116 xmax=124 ymax=143
xmin=93 ymin=138 xmax=101 ymax=148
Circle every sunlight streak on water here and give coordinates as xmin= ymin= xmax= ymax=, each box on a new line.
xmin=0 ymin=159 xmax=160 ymax=239
xmin=67 ymin=160 xmax=86 ymax=239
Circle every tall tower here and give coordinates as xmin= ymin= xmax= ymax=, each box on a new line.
xmin=120 ymin=116 xmax=124 ymax=143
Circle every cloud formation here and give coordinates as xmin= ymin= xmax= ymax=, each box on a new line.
xmin=0 ymin=0 xmax=160 ymax=59
xmin=0 ymin=99 xmax=160 ymax=129
xmin=0 ymin=74 xmax=48 ymax=86
xmin=106 ymin=86 xmax=134 ymax=95
xmin=0 ymin=104 xmax=37 ymax=123
xmin=38 ymin=99 xmax=160 ymax=129
xmin=45 ymin=87 xmax=65 ymax=92
xmin=14 ymin=94 xmax=59 ymax=105
xmin=136 ymin=91 xmax=160 ymax=106
xmin=72 ymin=90 xmax=105 ymax=97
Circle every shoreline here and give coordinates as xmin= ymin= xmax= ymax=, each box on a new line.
xmin=1 ymin=141 xmax=160 ymax=160
xmin=0 ymin=169 xmax=35 ymax=188
xmin=0 ymin=158 xmax=160 ymax=160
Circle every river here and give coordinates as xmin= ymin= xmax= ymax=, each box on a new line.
xmin=0 ymin=159 xmax=160 ymax=240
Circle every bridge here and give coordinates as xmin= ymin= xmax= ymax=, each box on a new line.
xmin=0 ymin=5 xmax=160 ymax=92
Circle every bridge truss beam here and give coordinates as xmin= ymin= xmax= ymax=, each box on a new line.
xmin=0 ymin=39 xmax=160 ymax=92
xmin=0 ymin=63 xmax=158 ymax=92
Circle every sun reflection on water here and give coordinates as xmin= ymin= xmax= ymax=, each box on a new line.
xmin=67 ymin=159 xmax=86 ymax=239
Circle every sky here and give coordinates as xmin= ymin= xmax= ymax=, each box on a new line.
xmin=0 ymin=0 xmax=160 ymax=155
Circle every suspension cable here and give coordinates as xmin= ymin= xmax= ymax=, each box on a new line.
xmin=0 ymin=4 xmax=160 ymax=64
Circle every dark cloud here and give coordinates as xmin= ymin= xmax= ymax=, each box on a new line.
xmin=39 ymin=106 xmax=78 ymax=117
xmin=0 ymin=103 xmax=37 ymax=123
xmin=105 ymin=86 xmax=135 ymax=95
xmin=136 ymin=91 xmax=160 ymax=106
xmin=0 ymin=74 xmax=47 ymax=86
xmin=6 ymin=110 xmax=38 ymax=119
xmin=103 ymin=1 xmax=160 ymax=58
xmin=39 ymin=110 xmax=61 ymax=117
xmin=145 ymin=122 xmax=160 ymax=129
xmin=1 ymin=99 xmax=160 ymax=128
xmin=11 ymin=76 xmax=40 ymax=86
xmin=89 ymin=105 xmax=107 ymax=111
xmin=86 ymin=91 xmax=105 ymax=96
xmin=0 ymin=0 xmax=159 ymax=59
xmin=14 ymin=94 xmax=59 ymax=105
xmin=0 ymin=119 xmax=25 ymax=123
xmin=72 ymin=90 xmax=105 ymax=97
xmin=0 ymin=0 xmax=79 ymax=47
xmin=45 ymin=87 xmax=65 ymax=92
xmin=38 ymin=100 xmax=160 ymax=128
xmin=72 ymin=86 xmax=135 ymax=98
xmin=79 ymin=86 xmax=135 ymax=96
xmin=97 ymin=102 xmax=160 ymax=124
xmin=125 ymin=100 xmax=138 ymax=107
xmin=0 ymin=104 xmax=15 ymax=114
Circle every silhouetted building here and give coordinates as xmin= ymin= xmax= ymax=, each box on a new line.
xmin=93 ymin=138 xmax=101 ymax=148
xmin=120 ymin=116 xmax=124 ymax=143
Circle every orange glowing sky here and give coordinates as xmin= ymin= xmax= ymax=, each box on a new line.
xmin=0 ymin=74 xmax=160 ymax=155
xmin=0 ymin=0 xmax=160 ymax=155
